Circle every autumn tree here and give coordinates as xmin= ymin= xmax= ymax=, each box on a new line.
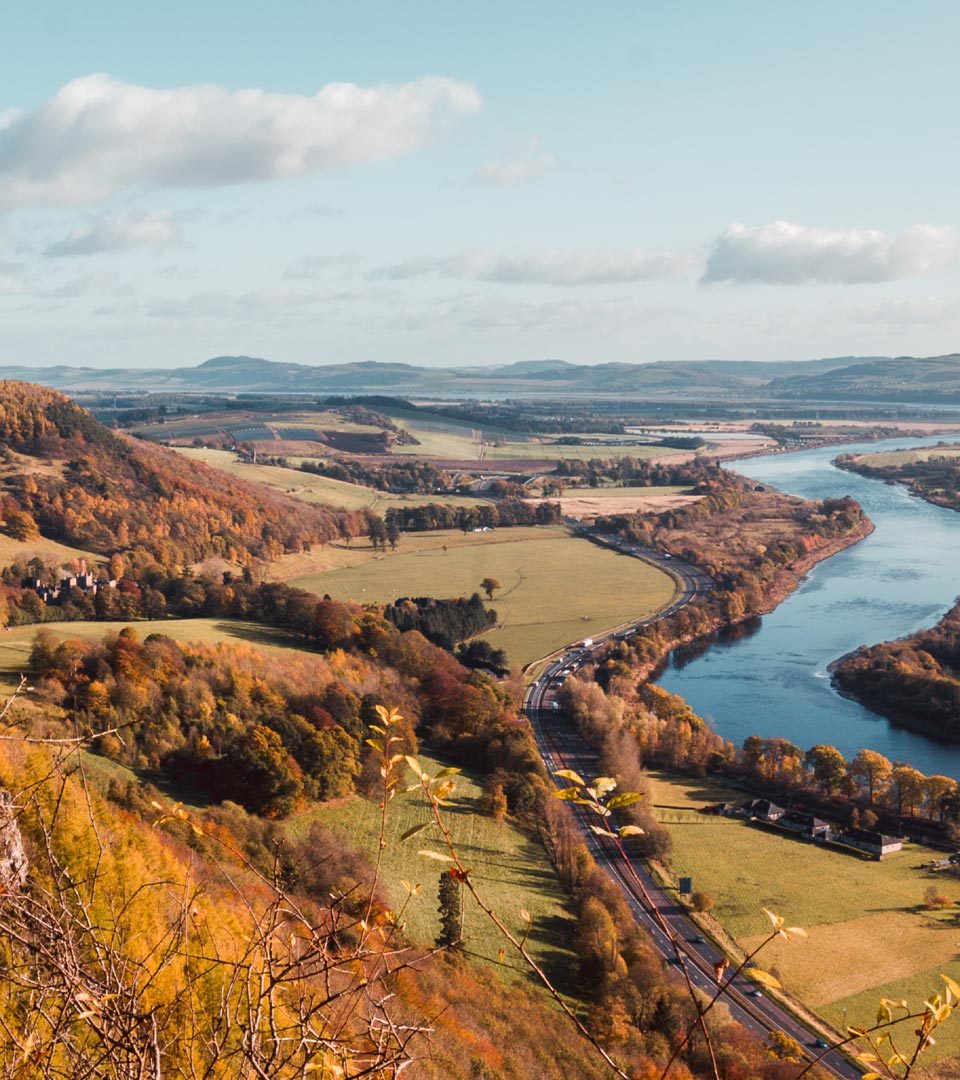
xmin=890 ymin=765 xmax=926 ymax=817
xmin=804 ymin=744 xmax=847 ymax=794
xmin=481 ymin=577 xmax=501 ymax=600
xmin=850 ymin=748 xmax=893 ymax=805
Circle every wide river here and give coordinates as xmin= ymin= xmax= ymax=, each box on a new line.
xmin=657 ymin=435 xmax=960 ymax=778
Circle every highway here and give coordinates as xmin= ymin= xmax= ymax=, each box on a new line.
xmin=523 ymin=531 xmax=861 ymax=1079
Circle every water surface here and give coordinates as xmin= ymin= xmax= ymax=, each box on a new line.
xmin=656 ymin=436 xmax=960 ymax=777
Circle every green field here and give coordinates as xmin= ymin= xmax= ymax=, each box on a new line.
xmin=289 ymin=750 xmax=576 ymax=979
xmin=173 ymin=448 xmax=492 ymax=511
xmin=293 ymin=525 xmax=678 ymax=664
xmin=649 ymin=771 xmax=960 ymax=1061
xmin=0 ymin=617 xmax=309 ymax=688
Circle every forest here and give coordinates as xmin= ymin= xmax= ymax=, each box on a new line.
xmin=832 ymin=599 xmax=960 ymax=741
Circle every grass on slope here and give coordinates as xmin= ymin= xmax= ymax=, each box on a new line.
xmin=0 ymin=533 xmax=99 ymax=570
xmin=288 ymin=750 xmax=577 ymax=982
xmin=0 ymin=618 xmax=308 ymax=688
xmin=293 ymin=526 xmax=677 ymax=665
xmin=174 ymin=448 xmax=491 ymax=512
xmin=648 ymin=771 xmax=960 ymax=1061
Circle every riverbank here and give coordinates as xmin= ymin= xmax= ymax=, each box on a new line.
xmin=630 ymin=512 xmax=875 ymax=684
xmin=656 ymin=434 xmax=960 ymax=779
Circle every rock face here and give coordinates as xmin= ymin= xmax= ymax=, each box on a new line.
xmin=0 ymin=790 xmax=27 ymax=895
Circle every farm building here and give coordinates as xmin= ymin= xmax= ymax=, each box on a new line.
xmin=740 ymin=798 xmax=785 ymax=822
xmin=836 ymin=829 xmax=903 ymax=859
xmin=779 ymin=811 xmax=832 ymax=840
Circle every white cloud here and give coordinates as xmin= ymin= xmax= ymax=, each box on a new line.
xmin=0 ymin=73 xmax=482 ymax=207
xmin=370 ymin=247 xmax=694 ymax=286
xmin=470 ymin=136 xmax=555 ymax=188
xmin=44 ymin=210 xmax=180 ymax=256
xmin=702 ymin=220 xmax=959 ymax=285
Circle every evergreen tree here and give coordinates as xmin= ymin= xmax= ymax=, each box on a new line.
xmin=436 ymin=870 xmax=463 ymax=948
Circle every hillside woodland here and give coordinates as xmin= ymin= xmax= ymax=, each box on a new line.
xmin=0 ymin=595 xmax=829 ymax=1078
xmin=0 ymin=382 xmax=367 ymax=572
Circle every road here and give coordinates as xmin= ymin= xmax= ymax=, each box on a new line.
xmin=523 ymin=532 xmax=861 ymax=1079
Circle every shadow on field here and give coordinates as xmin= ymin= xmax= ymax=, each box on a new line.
xmin=211 ymin=621 xmax=305 ymax=652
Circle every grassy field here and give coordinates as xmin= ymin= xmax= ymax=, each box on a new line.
xmin=857 ymin=444 xmax=960 ymax=467
xmin=0 ymin=533 xmax=99 ymax=570
xmin=0 ymin=617 xmax=309 ymax=688
xmin=289 ymin=750 xmax=577 ymax=980
xmin=648 ymin=771 xmax=960 ymax=1061
xmin=292 ymin=525 xmax=677 ymax=664
xmin=173 ymin=448 xmax=492 ymax=512
xmin=391 ymin=423 xmax=678 ymax=461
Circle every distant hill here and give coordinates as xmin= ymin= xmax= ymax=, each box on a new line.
xmin=0 ymin=382 xmax=360 ymax=570
xmin=3 ymin=352 xmax=960 ymax=401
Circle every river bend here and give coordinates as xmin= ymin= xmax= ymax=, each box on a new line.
xmin=656 ymin=435 xmax=960 ymax=778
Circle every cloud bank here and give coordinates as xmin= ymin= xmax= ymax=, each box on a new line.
xmin=703 ymin=220 xmax=959 ymax=285
xmin=0 ymin=73 xmax=482 ymax=207
xmin=371 ymin=247 xmax=693 ymax=286
xmin=45 ymin=210 xmax=180 ymax=256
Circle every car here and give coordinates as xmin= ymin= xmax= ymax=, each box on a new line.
xmin=813 ymin=1039 xmax=828 ymax=1049
xmin=750 ymin=990 xmax=762 ymax=998
xmin=690 ymin=935 xmax=705 ymax=945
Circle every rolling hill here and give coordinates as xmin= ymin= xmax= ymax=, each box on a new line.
xmin=4 ymin=352 xmax=960 ymax=402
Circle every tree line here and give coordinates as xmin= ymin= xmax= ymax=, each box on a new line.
xmin=384 ymin=499 xmax=562 ymax=533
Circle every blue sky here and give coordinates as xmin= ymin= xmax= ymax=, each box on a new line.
xmin=3 ymin=0 xmax=960 ymax=369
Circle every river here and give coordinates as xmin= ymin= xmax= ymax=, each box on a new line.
xmin=656 ymin=435 xmax=960 ymax=778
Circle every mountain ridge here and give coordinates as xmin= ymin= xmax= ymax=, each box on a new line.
xmin=4 ymin=352 xmax=960 ymax=401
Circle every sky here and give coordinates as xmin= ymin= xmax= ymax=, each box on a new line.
xmin=3 ymin=0 xmax=960 ymax=370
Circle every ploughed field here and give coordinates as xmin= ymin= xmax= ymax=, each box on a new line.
xmin=649 ymin=772 xmax=960 ymax=1064
xmin=292 ymin=525 xmax=677 ymax=665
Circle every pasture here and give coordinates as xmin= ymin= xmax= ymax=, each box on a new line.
xmin=292 ymin=525 xmax=678 ymax=664
xmin=289 ymin=750 xmax=577 ymax=979
xmin=856 ymin=443 xmax=960 ymax=467
xmin=648 ymin=771 xmax=960 ymax=1062
xmin=173 ymin=448 xmax=492 ymax=512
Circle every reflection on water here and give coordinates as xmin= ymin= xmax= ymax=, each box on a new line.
xmin=668 ymin=617 xmax=763 ymax=670
xmin=656 ymin=436 xmax=960 ymax=778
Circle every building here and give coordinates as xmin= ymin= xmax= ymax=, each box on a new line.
xmin=740 ymin=798 xmax=785 ymax=822
xmin=836 ymin=829 xmax=903 ymax=859
xmin=779 ymin=811 xmax=832 ymax=840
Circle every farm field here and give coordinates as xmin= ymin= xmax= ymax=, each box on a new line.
xmin=289 ymin=749 xmax=577 ymax=980
xmin=173 ymin=448 xmax=491 ymax=511
xmin=856 ymin=443 xmax=960 ymax=467
xmin=0 ymin=617 xmax=310 ymax=689
xmin=391 ymin=423 xmax=678 ymax=461
xmin=541 ymin=485 xmax=700 ymax=521
xmin=648 ymin=771 xmax=960 ymax=1062
xmin=293 ymin=525 xmax=677 ymax=664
